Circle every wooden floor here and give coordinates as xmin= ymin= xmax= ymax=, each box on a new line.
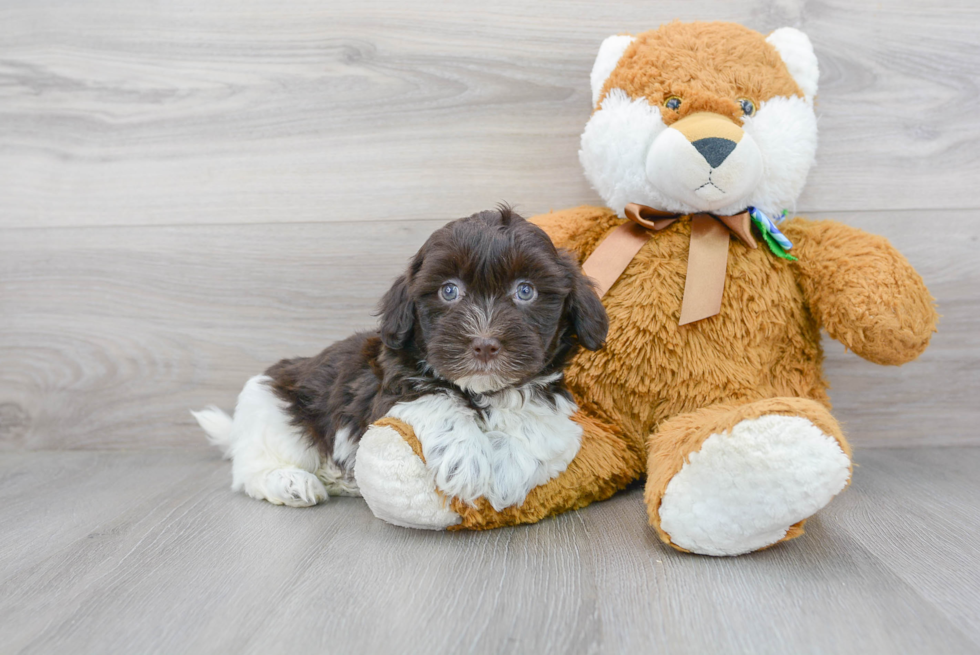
xmin=0 ymin=447 xmax=978 ymax=654
xmin=2 ymin=0 xmax=980 ymax=653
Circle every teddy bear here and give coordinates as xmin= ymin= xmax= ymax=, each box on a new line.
xmin=352 ymin=20 xmax=938 ymax=556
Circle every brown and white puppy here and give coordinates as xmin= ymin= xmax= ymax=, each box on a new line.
xmin=192 ymin=207 xmax=607 ymax=511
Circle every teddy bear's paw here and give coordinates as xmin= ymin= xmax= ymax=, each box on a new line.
xmin=354 ymin=423 xmax=461 ymax=530
xmin=658 ymin=414 xmax=851 ymax=556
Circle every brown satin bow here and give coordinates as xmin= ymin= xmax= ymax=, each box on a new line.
xmin=581 ymin=202 xmax=757 ymax=325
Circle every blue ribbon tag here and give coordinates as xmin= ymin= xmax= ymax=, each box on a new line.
xmin=748 ymin=207 xmax=797 ymax=261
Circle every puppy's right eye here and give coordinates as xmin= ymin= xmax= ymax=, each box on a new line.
xmin=440 ymin=283 xmax=460 ymax=302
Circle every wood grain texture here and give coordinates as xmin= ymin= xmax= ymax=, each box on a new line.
xmin=1 ymin=210 xmax=976 ymax=451
xmin=1 ymin=447 xmax=979 ymax=654
xmin=1 ymin=0 xmax=979 ymax=229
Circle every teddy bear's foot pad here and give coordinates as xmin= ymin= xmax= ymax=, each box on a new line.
xmin=354 ymin=424 xmax=461 ymax=530
xmin=658 ymin=414 xmax=851 ymax=556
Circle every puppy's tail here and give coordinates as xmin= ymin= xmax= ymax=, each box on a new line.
xmin=191 ymin=406 xmax=235 ymax=459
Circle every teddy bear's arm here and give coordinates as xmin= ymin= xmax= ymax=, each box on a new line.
xmin=356 ymin=412 xmax=643 ymax=531
xmin=530 ymin=205 xmax=620 ymax=261
xmin=783 ymin=218 xmax=938 ymax=365
xmin=448 ymin=410 xmax=644 ymax=529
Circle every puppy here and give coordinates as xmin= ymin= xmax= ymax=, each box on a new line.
xmin=192 ymin=207 xmax=608 ymax=511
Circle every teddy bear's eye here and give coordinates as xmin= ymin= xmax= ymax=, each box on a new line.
xmin=739 ymin=98 xmax=756 ymax=116
xmin=664 ymin=96 xmax=682 ymax=111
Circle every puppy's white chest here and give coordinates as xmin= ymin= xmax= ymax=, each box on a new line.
xmin=386 ymin=389 xmax=582 ymax=511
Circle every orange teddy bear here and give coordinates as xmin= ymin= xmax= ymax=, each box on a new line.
xmin=355 ymin=21 xmax=937 ymax=556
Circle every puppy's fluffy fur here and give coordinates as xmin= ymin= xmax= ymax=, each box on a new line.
xmin=193 ymin=207 xmax=608 ymax=510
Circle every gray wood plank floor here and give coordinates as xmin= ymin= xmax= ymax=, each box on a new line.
xmin=1 ymin=447 xmax=978 ymax=654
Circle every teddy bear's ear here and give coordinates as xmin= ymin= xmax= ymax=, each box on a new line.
xmin=590 ymin=34 xmax=636 ymax=107
xmin=766 ymin=27 xmax=819 ymax=101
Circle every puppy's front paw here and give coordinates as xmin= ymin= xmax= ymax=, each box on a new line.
xmin=354 ymin=419 xmax=461 ymax=530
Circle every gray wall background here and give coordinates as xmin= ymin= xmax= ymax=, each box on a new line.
xmin=1 ymin=0 xmax=977 ymax=450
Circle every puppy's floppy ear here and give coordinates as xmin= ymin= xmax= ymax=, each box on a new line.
xmin=561 ymin=251 xmax=609 ymax=351
xmin=378 ymin=272 xmax=415 ymax=350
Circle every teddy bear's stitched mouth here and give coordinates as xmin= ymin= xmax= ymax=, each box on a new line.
xmin=694 ymin=173 xmax=726 ymax=195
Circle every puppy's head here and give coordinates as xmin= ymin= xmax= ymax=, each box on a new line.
xmin=379 ymin=207 xmax=607 ymax=394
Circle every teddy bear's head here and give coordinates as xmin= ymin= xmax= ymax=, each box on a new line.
xmin=580 ymin=21 xmax=818 ymax=218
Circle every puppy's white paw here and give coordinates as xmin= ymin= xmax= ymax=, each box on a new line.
xmin=250 ymin=468 xmax=328 ymax=507
xmin=658 ymin=414 xmax=851 ymax=556
xmin=354 ymin=424 xmax=461 ymax=530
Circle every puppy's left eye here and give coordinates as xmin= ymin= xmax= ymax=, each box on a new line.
xmin=738 ymin=98 xmax=756 ymax=116
xmin=514 ymin=282 xmax=537 ymax=303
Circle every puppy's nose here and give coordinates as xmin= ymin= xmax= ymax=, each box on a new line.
xmin=471 ymin=337 xmax=501 ymax=363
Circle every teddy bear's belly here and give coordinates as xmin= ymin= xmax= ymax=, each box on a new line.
xmin=566 ymin=234 xmax=828 ymax=450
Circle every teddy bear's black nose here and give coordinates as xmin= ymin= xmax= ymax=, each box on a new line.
xmin=692 ymin=137 xmax=738 ymax=168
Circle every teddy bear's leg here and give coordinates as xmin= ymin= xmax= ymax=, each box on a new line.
xmin=644 ymin=398 xmax=853 ymax=556
xmin=355 ymin=413 xmax=643 ymax=530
